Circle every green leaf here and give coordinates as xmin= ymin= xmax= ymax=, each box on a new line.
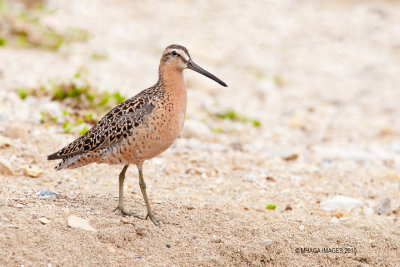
xmin=50 ymin=115 xmax=58 ymax=124
xmin=16 ymin=88 xmax=28 ymax=99
xmin=91 ymin=51 xmax=108 ymax=60
xmin=79 ymin=126 xmax=89 ymax=135
xmin=217 ymin=110 xmax=237 ymax=120
xmin=86 ymin=92 xmax=95 ymax=102
xmin=34 ymin=2 xmax=45 ymax=11
xmin=266 ymin=204 xmax=276 ymax=210
xmin=113 ymin=91 xmax=126 ymax=104
xmin=76 ymin=117 xmax=84 ymax=124
xmin=252 ymin=120 xmax=261 ymax=127
xmin=40 ymin=111 xmax=46 ymax=123
xmin=99 ymin=92 xmax=110 ymax=106
xmin=85 ymin=112 xmax=93 ymax=122
xmin=274 ymin=75 xmax=284 ymax=87
xmin=62 ymin=121 xmax=72 ymax=133
xmin=66 ymin=87 xmax=83 ymax=98
xmin=67 ymin=27 xmax=89 ymax=41
xmin=215 ymin=109 xmax=260 ymax=128
xmin=53 ymin=88 xmax=65 ymax=100
xmin=17 ymin=34 xmax=28 ymax=47
xmin=0 ymin=37 xmax=6 ymax=46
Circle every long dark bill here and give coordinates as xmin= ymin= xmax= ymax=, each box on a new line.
xmin=187 ymin=60 xmax=228 ymax=87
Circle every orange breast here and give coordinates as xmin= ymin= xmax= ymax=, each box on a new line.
xmin=118 ymin=89 xmax=187 ymax=164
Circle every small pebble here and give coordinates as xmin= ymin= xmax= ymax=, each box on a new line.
xmin=299 ymin=225 xmax=305 ymax=231
xmin=374 ymin=197 xmax=391 ymax=216
xmin=285 ymin=205 xmax=292 ymax=211
xmin=181 ymin=119 xmax=210 ymax=138
xmin=393 ymin=206 xmax=400 ymax=215
xmin=211 ymin=235 xmax=222 ymax=243
xmin=288 ymin=114 xmax=306 ymax=130
xmin=0 ymin=136 xmax=11 ymax=148
xmin=135 ymin=228 xmax=146 ymax=236
xmin=230 ymin=142 xmax=243 ymax=151
xmin=1 ymin=217 xmax=10 ymax=223
xmin=23 ymin=166 xmax=44 ymax=178
xmin=242 ymin=174 xmax=257 ymax=182
xmin=282 ymin=153 xmax=298 ymax=161
xmin=330 ymin=217 xmax=340 ymax=224
xmin=39 ymin=217 xmax=50 ymax=224
xmin=264 ymin=239 xmax=273 ymax=248
xmin=0 ymin=158 xmax=13 ymax=175
xmin=16 ymin=204 xmax=24 ymax=208
xmin=332 ymin=212 xmax=344 ymax=218
xmin=0 ymin=200 xmax=5 ymax=206
xmin=35 ymin=191 xmax=60 ymax=199
xmin=67 ymin=215 xmax=97 ymax=232
xmin=320 ymin=195 xmax=363 ymax=212
xmin=166 ymin=244 xmax=171 ymax=248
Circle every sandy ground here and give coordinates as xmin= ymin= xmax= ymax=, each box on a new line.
xmin=0 ymin=0 xmax=400 ymax=265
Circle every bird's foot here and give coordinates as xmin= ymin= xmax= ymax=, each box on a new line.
xmin=113 ymin=205 xmax=142 ymax=219
xmin=114 ymin=206 xmax=164 ymax=226
xmin=146 ymin=212 xmax=163 ymax=226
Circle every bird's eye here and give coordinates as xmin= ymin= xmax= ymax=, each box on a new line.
xmin=171 ymin=51 xmax=178 ymax=56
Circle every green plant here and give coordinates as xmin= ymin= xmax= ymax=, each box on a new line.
xmin=0 ymin=2 xmax=88 ymax=50
xmin=0 ymin=37 xmax=6 ymax=46
xmin=17 ymin=71 xmax=127 ymax=135
xmin=214 ymin=109 xmax=261 ymax=128
xmin=91 ymin=51 xmax=108 ymax=60
xmin=266 ymin=204 xmax=276 ymax=210
xmin=16 ymin=88 xmax=28 ymax=99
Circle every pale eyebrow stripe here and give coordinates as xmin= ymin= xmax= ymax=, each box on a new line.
xmin=167 ymin=49 xmax=190 ymax=61
xmin=181 ymin=52 xmax=190 ymax=61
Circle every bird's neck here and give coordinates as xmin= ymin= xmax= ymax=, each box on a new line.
xmin=157 ymin=65 xmax=187 ymax=115
xmin=158 ymin=65 xmax=186 ymax=95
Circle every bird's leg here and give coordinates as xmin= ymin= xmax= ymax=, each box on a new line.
xmin=138 ymin=166 xmax=162 ymax=225
xmin=113 ymin=164 xmax=141 ymax=218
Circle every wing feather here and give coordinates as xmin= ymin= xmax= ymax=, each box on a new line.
xmin=47 ymin=90 xmax=157 ymax=161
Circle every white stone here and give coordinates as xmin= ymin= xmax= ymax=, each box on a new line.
xmin=23 ymin=166 xmax=44 ymax=178
xmin=181 ymin=120 xmax=210 ymax=139
xmin=320 ymin=195 xmax=363 ymax=212
xmin=0 ymin=136 xmax=11 ymax=148
xmin=39 ymin=217 xmax=50 ymax=224
xmin=0 ymin=158 xmax=13 ymax=175
xmin=330 ymin=217 xmax=339 ymax=224
xmin=263 ymin=239 xmax=273 ymax=248
xmin=374 ymin=198 xmax=391 ymax=215
xmin=67 ymin=215 xmax=97 ymax=232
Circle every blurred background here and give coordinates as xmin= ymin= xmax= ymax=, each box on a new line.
xmin=0 ymin=0 xmax=399 ymax=265
xmin=1 ymin=0 xmax=399 ymax=137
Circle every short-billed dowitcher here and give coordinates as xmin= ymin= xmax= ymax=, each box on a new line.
xmin=47 ymin=44 xmax=227 ymax=225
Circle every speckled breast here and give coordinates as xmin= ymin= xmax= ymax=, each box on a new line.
xmin=120 ymin=91 xmax=187 ymax=164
